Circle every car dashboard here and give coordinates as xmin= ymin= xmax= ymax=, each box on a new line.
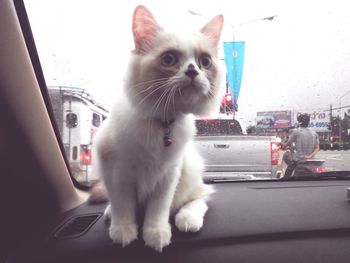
xmin=8 ymin=180 xmax=350 ymax=263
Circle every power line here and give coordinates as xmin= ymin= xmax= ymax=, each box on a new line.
xmin=324 ymin=105 xmax=350 ymax=112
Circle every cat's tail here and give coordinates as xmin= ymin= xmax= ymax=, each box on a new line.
xmin=202 ymin=183 xmax=216 ymax=200
xmin=188 ymin=183 xmax=215 ymax=202
xmin=87 ymin=181 xmax=109 ymax=204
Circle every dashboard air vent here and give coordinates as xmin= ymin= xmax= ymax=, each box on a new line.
xmin=53 ymin=213 xmax=102 ymax=239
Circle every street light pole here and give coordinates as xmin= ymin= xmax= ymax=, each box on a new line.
xmin=188 ymin=10 xmax=277 ymax=28
xmin=188 ymin=10 xmax=276 ymax=120
xmin=236 ymin=15 xmax=277 ymax=27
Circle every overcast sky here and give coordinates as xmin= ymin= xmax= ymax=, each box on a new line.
xmin=24 ymin=0 xmax=350 ymax=126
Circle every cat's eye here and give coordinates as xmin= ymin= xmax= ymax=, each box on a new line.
xmin=199 ymin=54 xmax=212 ymax=69
xmin=160 ymin=52 xmax=178 ymax=66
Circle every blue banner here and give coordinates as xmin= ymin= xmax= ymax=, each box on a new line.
xmin=223 ymin=41 xmax=245 ymax=111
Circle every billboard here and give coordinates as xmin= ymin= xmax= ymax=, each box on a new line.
xmin=295 ymin=111 xmax=330 ymax=132
xmin=256 ymin=111 xmax=292 ymax=130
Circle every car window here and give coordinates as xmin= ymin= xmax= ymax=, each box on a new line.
xmin=196 ymin=119 xmax=243 ymax=136
xmin=24 ymin=0 xmax=350 ymax=185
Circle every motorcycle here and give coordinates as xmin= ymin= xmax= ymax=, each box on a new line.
xmin=292 ymin=159 xmax=326 ymax=176
xmin=279 ymin=143 xmax=326 ymax=178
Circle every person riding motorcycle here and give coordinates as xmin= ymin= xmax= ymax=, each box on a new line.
xmin=281 ymin=113 xmax=320 ymax=177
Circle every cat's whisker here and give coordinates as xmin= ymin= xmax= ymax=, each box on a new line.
xmin=150 ymin=88 xmax=166 ymax=114
xmin=135 ymin=84 xmax=166 ymax=108
xmin=166 ymin=78 xmax=183 ymax=113
xmin=163 ymin=88 xmax=173 ymax=121
xmin=206 ymin=92 xmax=215 ymax=104
xmin=151 ymin=87 xmax=171 ymax=120
xmin=131 ymin=77 xmax=170 ymax=88
xmin=170 ymin=85 xmax=178 ymax=116
xmin=165 ymin=82 xmax=180 ymax=121
xmin=207 ymin=83 xmax=218 ymax=98
xmin=137 ymin=82 xmax=178 ymax=112
xmin=167 ymin=88 xmax=175 ymax=120
xmin=159 ymin=89 xmax=172 ymax=121
xmin=134 ymin=78 xmax=178 ymax=111
xmin=132 ymin=79 xmax=169 ymax=96
xmin=163 ymin=91 xmax=170 ymax=120
xmin=151 ymin=79 xmax=175 ymax=116
xmin=163 ymin=84 xmax=176 ymax=120
xmin=132 ymin=81 xmax=167 ymax=102
xmin=207 ymin=89 xmax=215 ymax=99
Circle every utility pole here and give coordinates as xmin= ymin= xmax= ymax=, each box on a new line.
xmin=330 ymin=104 xmax=332 ymax=134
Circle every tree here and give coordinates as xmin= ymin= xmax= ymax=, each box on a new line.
xmin=330 ymin=116 xmax=340 ymax=136
xmin=341 ymin=113 xmax=350 ymax=143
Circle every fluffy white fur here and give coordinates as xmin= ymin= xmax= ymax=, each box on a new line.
xmin=92 ymin=5 xmax=223 ymax=252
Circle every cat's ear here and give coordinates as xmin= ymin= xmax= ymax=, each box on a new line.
xmin=132 ymin=5 xmax=162 ymax=53
xmin=201 ymin=15 xmax=224 ymax=47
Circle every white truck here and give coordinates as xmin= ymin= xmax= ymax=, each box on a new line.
xmin=48 ymin=86 xmax=109 ymax=183
xmin=194 ymin=118 xmax=280 ymax=182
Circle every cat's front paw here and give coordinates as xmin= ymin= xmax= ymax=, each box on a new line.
xmin=109 ymin=223 xmax=138 ymax=247
xmin=143 ymin=224 xmax=171 ymax=252
xmin=175 ymin=209 xmax=203 ymax=232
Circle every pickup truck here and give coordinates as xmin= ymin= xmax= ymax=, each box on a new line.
xmin=194 ymin=119 xmax=280 ymax=182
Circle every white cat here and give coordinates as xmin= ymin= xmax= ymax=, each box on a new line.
xmin=92 ymin=5 xmax=223 ymax=252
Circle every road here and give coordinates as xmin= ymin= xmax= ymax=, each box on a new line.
xmin=317 ymin=150 xmax=350 ymax=172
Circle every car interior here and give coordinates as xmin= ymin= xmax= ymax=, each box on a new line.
xmin=2 ymin=0 xmax=350 ymax=262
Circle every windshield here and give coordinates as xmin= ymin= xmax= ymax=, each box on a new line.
xmin=24 ymin=0 xmax=350 ymax=185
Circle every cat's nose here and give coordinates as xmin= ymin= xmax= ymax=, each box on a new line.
xmin=185 ymin=64 xmax=199 ymax=80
